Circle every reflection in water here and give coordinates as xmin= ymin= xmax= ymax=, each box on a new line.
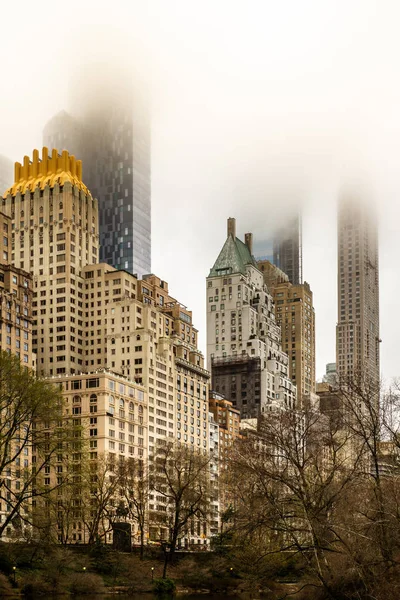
xmin=71 ymin=596 xmax=232 ymax=600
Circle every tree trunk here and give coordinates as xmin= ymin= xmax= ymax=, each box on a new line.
xmin=140 ymin=528 xmax=144 ymax=560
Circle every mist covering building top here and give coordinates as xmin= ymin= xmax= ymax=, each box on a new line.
xmin=336 ymin=195 xmax=380 ymax=390
xmin=43 ymin=68 xmax=151 ymax=278
xmin=0 ymin=154 xmax=13 ymax=197
xmin=253 ymin=213 xmax=303 ymax=285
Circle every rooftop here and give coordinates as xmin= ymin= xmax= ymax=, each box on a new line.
xmin=3 ymin=147 xmax=91 ymax=198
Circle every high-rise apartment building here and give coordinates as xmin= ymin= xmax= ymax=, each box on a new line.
xmin=43 ymin=81 xmax=151 ymax=278
xmin=209 ymin=392 xmax=241 ymax=464
xmin=208 ymin=392 xmax=240 ymax=516
xmin=2 ymin=149 xmax=212 ymax=547
xmin=0 ymin=210 xmax=34 ymax=539
xmin=258 ymin=259 xmax=315 ymax=404
xmin=336 ymin=196 xmax=380 ymax=388
xmin=45 ymin=370 xmax=147 ymax=544
xmin=0 ymin=155 xmax=13 ymax=197
xmin=2 ymin=148 xmax=99 ymax=376
xmin=207 ymin=218 xmax=296 ymax=419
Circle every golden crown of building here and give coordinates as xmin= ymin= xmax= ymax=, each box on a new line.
xmin=3 ymin=147 xmax=90 ymax=198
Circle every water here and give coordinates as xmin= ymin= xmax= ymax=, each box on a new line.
xmin=70 ymin=596 xmax=238 ymax=600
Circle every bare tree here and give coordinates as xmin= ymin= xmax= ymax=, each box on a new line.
xmin=80 ymin=454 xmax=121 ymax=545
xmin=0 ymin=351 xmax=76 ymax=540
xmin=118 ymin=457 xmax=149 ymax=559
xmin=337 ymin=372 xmax=399 ymax=569
xmin=149 ymin=442 xmax=211 ymax=577
xmin=228 ymin=406 xmax=362 ymax=597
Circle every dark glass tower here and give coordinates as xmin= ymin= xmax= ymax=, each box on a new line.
xmin=43 ymin=79 xmax=151 ymax=278
xmin=273 ymin=214 xmax=302 ymax=285
xmin=254 ymin=213 xmax=302 ymax=285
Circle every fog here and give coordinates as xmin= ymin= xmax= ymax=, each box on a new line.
xmin=1 ymin=0 xmax=400 ymax=380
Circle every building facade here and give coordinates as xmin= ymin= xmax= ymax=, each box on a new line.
xmin=336 ymin=196 xmax=380 ymax=388
xmin=43 ymin=84 xmax=151 ymax=278
xmin=2 ymin=148 xmax=99 ymax=376
xmin=40 ymin=370 xmax=147 ymax=545
xmin=0 ymin=212 xmax=34 ymax=539
xmin=1 ymin=149 xmax=214 ymax=547
xmin=208 ymin=392 xmax=240 ymax=516
xmin=258 ymin=260 xmax=316 ymax=405
xmin=207 ymin=218 xmax=296 ymax=419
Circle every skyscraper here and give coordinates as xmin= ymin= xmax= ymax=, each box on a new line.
xmin=253 ymin=213 xmax=303 ymax=285
xmin=336 ymin=196 xmax=380 ymax=388
xmin=43 ymin=77 xmax=151 ymax=278
xmin=207 ymin=218 xmax=296 ymax=419
xmin=258 ymin=259 xmax=316 ymax=404
xmin=272 ymin=214 xmax=303 ymax=285
xmin=0 ymin=155 xmax=13 ymax=197
xmin=2 ymin=147 xmax=99 ymax=376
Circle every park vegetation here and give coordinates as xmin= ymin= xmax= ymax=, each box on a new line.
xmin=2 ymin=349 xmax=400 ymax=597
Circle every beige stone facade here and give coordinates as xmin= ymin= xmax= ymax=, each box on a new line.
xmin=2 ymin=148 xmax=99 ymax=376
xmin=258 ymin=259 xmax=316 ymax=405
xmin=43 ymin=370 xmax=147 ymax=544
xmin=209 ymin=392 xmax=240 ymax=515
xmin=0 ymin=211 xmax=34 ymax=539
xmin=0 ymin=149 xmax=213 ymax=546
xmin=336 ymin=197 xmax=380 ymax=388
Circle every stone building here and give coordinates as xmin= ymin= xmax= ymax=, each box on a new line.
xmin=208 ymin=392 xmax=240 ymax=516
xmin=2 ymin=148 xmax=99 ymax=377
xmin=336 ymin=195 xmax=380 ymax=390
xmin=1 ymin=149 xmax=212 ymax=547
xmin=207 ymin=218 xmax=296 ymax=419
xmin=0 ymin=211 xmax=34 ymax=539
xmin=258 ymin=259 xmax=316 ymax=405
xmin=43 ymin=370 xmax=147 ymax=544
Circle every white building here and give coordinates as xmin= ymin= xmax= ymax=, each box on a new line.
xmin=207 ymin=218 xmax=296 ymax=418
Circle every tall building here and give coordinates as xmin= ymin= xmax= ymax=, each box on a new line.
xmin=272 ymin=214 xmax=302 ymax=285
xmin=43 ymin=81 xmax=151 ymax=278
xmin=45 ymin=370 xmax=147 ymax=544
xmin=336 ymin=196 xmax=380 ymax=388
xmin=207 ymin=218 xmax=296 ymax=419
xmin=258 ymin=259 xmax=315 ymax=405
xmin=0 ymin=155 xmax=13 ymax=197
xmin=208 ymin=392 xmax=241 ymax=516
xmin=254 ymin=213 xmax=303 ymax=285
xmin=2 ymin=148 xmax=99 ymax=376
xmin=2 ymin=149 xmax=212 ymax=547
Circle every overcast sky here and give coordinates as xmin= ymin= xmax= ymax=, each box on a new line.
xmin=1 ymin=0 xmax=400 ymax=382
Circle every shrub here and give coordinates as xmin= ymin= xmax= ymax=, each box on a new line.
xmin=154 ymin=576 xmax=176 ymax=595
xmin=0 ymin=547 xmax=13 ymax=575
xmin=21 ymin=574 xmax=53 ymax=597
xmin=0 ymin=573 xmax=14 ymax=596
xmin=68 ymin=572 xmax=105 ymax=596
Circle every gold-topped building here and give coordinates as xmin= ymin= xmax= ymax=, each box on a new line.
xmin=2 ymin=148 xmax=99 ymax=376
xmin=3 ymin=148 xmax=89 ymax=198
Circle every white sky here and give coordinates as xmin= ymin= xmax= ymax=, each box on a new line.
xmin=1 ymin=0 xmax=400 ymax=381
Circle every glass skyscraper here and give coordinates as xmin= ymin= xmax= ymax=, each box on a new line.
xmin=254 ymin=213 xmax=302 ymax=285
xmin=43 ymin=80 xmax=151 ymax=278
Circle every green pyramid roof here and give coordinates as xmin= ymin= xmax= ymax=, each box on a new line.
xmin=209 ymin=234 xmax=258 ymax=277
